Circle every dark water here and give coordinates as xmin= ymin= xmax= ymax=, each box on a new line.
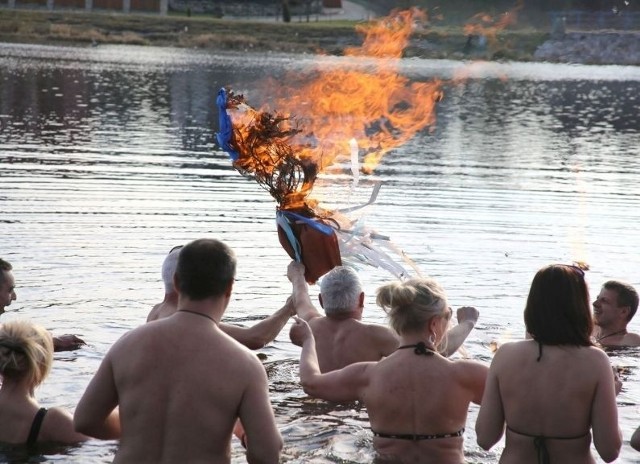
xmin=1 ymin=42 xmax=640 ymax=463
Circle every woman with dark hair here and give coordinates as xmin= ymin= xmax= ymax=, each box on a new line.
xmin=0 ymin=320 xmax=88 ymax=446
xmin=291 ymin=277 xmax=487 ymax=464
xmin=476 ymin=264 xmax=621 ymax=463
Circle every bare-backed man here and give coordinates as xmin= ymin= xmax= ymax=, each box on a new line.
xmin=288 ymin=261 xmax=479 ymax=373
xmin=74 ymin=239 xmax=283 ymax=464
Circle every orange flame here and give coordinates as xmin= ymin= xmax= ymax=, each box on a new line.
xmin=267 ymin=8 xmax=443 ymax=180
xmin=462 ymin=0 xmax=523 ymax=49
xmin=222 ymin=7 xmax=443 ymax=215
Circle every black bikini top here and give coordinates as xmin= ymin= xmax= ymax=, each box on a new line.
xmin=397 ymin=341 xmax=436 ymax=356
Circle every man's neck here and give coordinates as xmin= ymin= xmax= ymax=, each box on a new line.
xmin=177 ymin=296 xmax=226 ymax=323
xmin=596 ymin=325 xmax=628 ymax=341
xmin=326 ymin=310 xmax=361 ymax=321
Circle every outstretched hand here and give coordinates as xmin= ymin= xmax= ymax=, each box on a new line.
xmin=287 ymin=261 xmax=306 ymax=283
xmin=283 ymin=295 xmax=296 ymax=317
xmin=53 ymin=334 xmax=86 ymax=352
xmin=289 ymin=316 xmax=312 ymax=347
xmin=456 ymin=306 xmax=479 ymax=325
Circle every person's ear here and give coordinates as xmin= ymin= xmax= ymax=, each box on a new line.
xmin=225 ymin=279 xmax=234 ymax=298
xmin=620 ymin=305 xmax=631 ymax=320
xmin=358 ymin=292 xmax=365 ymax=308
xmin=173 ymin=273 xmax=180 ymax=292
xmin=429 ymin=316 xmax=440 ymax=335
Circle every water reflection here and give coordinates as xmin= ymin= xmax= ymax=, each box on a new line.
xmin=1 ymin=43 xmax=640 ymax=463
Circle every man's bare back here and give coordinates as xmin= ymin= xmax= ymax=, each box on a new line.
xmin=74 ymin=239 xmax=282 ymax=463
xmin=308 ymin=316 xmax=398 ymax=372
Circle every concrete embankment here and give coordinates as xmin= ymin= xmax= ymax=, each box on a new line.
xmin=534 ymin=32 xmax=640 ymax=66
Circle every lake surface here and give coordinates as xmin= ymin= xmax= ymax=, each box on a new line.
xmin=1 ymin=42 xmax=640 ymax=463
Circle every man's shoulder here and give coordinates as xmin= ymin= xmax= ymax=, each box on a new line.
xmin=362 ymin=321 xmax=396 ymax=338
xmin=623 ymin=331 xmax=640 ymax=345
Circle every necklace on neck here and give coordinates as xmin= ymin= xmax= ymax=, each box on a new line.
xmin=177 ymin=309 xmax=216 ymax=323
xmin=596 ymin=329 xmax=627 ymax=343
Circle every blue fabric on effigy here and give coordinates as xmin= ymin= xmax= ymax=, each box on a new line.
xmin=216 ymin=88 xmax=239 ymax=161
xmin=276 ymin=211 xmax=302 ymax=262
xmin=279 ymin=211 xmax=335 ymax=236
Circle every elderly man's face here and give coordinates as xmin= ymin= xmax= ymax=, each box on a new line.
xmin=0 ymin=270 xmax=17 ymax=314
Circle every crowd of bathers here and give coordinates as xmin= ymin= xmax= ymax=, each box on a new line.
xmin=1 ymin=242 xmax=640 ymax=463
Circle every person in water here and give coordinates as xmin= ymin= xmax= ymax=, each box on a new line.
xmin=592 ymin=279 xmax=640 ymax=347
xmin=0 ymin=258 xmax=85 ymax=352
xmin=288 ymin=261 xmax=480 ymax=372
xmin=74 ymin=238 xmax=282 ymax=463
xmin=476 ymin=264 xmax=621 ymax=464
xmin=147 ymin=245 xmax=295 ymax=349
xmin=0 ymin=319 xmax=88 ymax=445
xmin=291 ymin=277 xmax=487 ymax=464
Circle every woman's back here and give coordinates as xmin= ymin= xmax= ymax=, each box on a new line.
xmin=478 ymin=339 xmax=620 ymax=463
xmin=364 ymin=347 xmax=486 ymax=464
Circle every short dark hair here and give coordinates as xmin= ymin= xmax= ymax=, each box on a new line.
xmin=603 ymin=280 xmax=639 ymax=322
xmin=0 ymin=258 xmax=12 ymax=285
xmin=524 ymin=264 xmax=593 ymax=347
xmin=175 ymin=239 xmax=236 ymax=300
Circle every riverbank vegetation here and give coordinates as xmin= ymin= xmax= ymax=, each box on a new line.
xmin=0 ymin=6 xmax=548 ymax=61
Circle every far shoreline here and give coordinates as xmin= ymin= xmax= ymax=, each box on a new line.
xmin=1 ymin=8 xmax=639 ymax=66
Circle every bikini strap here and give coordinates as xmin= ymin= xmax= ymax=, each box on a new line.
xmin=397 ymin=341 xmax=435 ymax=356
xmin=26 ymin=407 xmax=48 ymax=447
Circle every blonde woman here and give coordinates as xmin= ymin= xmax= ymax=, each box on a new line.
xmin=0 ymin=320 xmax=88 ymax=446
xmin=290 ymin=277 xmax=488 ymax=464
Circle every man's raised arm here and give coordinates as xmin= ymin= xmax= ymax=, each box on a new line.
xmin=220 ymin=298 xmax=295 ymax=350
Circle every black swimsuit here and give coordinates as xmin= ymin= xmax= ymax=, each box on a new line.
xmin=26 ymin=408 xmax=48 ymax=446
xmin=371 ymin=342 xmax=465 ymax=441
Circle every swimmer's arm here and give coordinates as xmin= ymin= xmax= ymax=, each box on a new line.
xmin=73 ymin=355 xmax=121 ymax=440
xmin=221 ymin=297 xmax=295 ymax=350
xmin=239 ymin=361 xmax=283 ymax=464
xmin=441 ymin=306 xmax=479 ymax=357
xmin=591 ymin=350 xmax=622 ymax=462
xmin=475 ymin=359 xmax=505 ymax=450
xmin=288 ymin=261 xmax=322 ymax=322
xmin=293 ymin=317 xmax=369 ymax=402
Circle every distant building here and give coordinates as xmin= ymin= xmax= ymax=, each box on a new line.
xmin=323 ymin=0 xmax=341 ymax=7
xmin=4 ymin=0 xmax=166 ymax=14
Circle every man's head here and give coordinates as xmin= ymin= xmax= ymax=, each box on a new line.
xmin=174 ymin=239 xmax=236 ymax=301
xmin=0 ymin=258 xmax=17 ymax=315
xmin=593 ymin=280 xmax=639 ymax=327
xmin=318 ymin=266 xmax=364 ymax=316
xmin=162 ymin=245 xmax=183 ymax=294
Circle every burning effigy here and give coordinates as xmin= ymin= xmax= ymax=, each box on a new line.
xmin=216 ymin=9 xmax=444 ymax=283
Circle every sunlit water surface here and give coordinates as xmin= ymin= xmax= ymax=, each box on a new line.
xmin=1 ymin=43 xmax=640 ymax=463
